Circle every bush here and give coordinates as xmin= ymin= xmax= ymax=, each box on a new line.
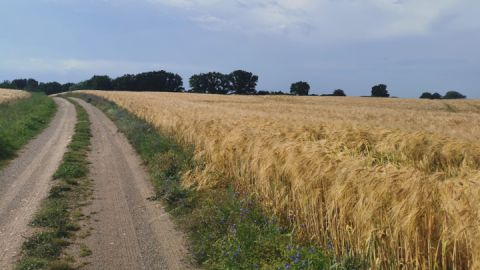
xmin=290 ymin=81 xmax=310 ymax=96
xmin=420 ymin=92 xmax=433 ymax=99
xmin=332 ymin=89 xmax=346 ymax=96
xmin=443 ymin=91 xmax=466 ymax=99
xmin=371 ymin=84 xmax=390 ymax=97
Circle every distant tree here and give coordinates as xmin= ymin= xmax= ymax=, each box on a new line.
xmin=62 ymin=83 xmax=75 ymax=92
xmin=113 ymin=74 xmax=137 ymax=91
xmin=26 ymin=79 xmax=39 ymax=91
xmin=443 ymin=91 xmax=466 ymax=99
xmin=229 ymin=70 xmax=258 ymax=95
xmin=420 ymin=92 xmax=433 ymax=99
xmin=0 ymin=80 xmax=14 ymax=89
xmin=69 ymin=70 xmax=184 ymax=92
xmin=332 ymin=89 xmax=346 ymax=96
xmin=189 ymin=72 xmax=230 ymax=94
xmin=37 ymin=82 xmax=63 ymax=95
xmin=86 ymin=75 xmax=113 ymax=90
xmin=431 ymin=92 xmax=443 ymax=99
xmin=11 ymin=79 xmax=28 ymax=89
xmin=256 ymin=90 xmax=287 ymax=95
xmin=256 ymin=90 xmax=270 ymax=95
xmin=69 ymin=81 xmax=89 ymax=91
xmin=371 ymin=84 xmax=390 ymax=97
xmin=135 ymin=71 xmax=183 ymax=92
xmin=290 ymin=81 xmax=310 ymax=96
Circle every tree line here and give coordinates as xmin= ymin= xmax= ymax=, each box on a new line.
xmin=0 ymin=69 xmax=468 ymax=99
xmin=419 ymin=91 xmax=466 ymax=100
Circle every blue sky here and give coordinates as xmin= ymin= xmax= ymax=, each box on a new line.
xmin=0 ymin=0 xmax=478 ymax=97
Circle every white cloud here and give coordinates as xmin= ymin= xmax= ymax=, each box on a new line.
xmin=147 ymin=0 xmax=480 ymax=40
xmin=0 ymin=58 xmax=210 ymax=76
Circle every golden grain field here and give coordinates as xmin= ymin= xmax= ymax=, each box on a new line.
xmin=80 ymin=90 xmax=480 ymax=269
xmin=0 ymin=88 xmax=30 ymax=104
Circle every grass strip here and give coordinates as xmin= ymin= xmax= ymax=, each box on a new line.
xmin=0 ymin=93 xmax=56 ymax=168
xmin=77 ymin=94 xmax=365 ymax=270
xmin=16 ymin=98 xmax=92 ymax=270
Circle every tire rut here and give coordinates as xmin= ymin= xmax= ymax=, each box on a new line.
xmin=0 ymin=98 xmax=77 ymax=269
xmin=72 ymin=98 xmax=193 ymax=270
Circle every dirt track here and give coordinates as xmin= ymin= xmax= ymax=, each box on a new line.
xmin=0 ymin=98 xmax=76 ymax=269
xmin=73 ymin=98 xmax=193 ymax=270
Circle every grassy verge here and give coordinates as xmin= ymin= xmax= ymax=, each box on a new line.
xmin=77 ymin=94 xmax=365 ymax=270
xmin=16 ymin=98 xmax=92 ymax=270
xmin=0 ymin=93 xmax=56 ymax=168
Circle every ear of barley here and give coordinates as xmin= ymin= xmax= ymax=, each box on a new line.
xmin=0 ymin=89 xmax=30 ymax=104
xmin=80 ymin=90 xmax=480 ymax=269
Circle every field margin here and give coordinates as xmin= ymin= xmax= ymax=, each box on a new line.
xmin=0 ymin=93 xmax=56 ymax=169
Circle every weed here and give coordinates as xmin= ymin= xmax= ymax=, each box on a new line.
xmin=79 ymin=244 xmax=92 ymax=257
xmin=16 ymin=98 xmax=92 ymax=270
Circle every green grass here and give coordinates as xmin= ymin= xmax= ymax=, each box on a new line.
xmin=16 ymin=98 xmax=92 ymax=270
xmin=0 ymin=93 xmax=56 ymax=168
xmin=76 ymin=94 xmax=366 ymax=270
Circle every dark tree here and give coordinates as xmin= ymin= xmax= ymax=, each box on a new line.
xmin=0 ymin=80 xmax=14 ymax=89
xmin=332 ymin=89 xmax=346 ymax=96
xmin=256 ymin=90 xmax=287 ymax=95
xmin=256 ymin=90 xmax=270 ymax=95
xmin=420 ymin=92 xmax=433 ymax=99
xmin=11 ymin=79 xmax=28 ymax=89
xmin=37 ymin=82 xmax=63 ymax=95
xmin=62 ymin=83 xmax=75 ymax=92
xmin=443 ymin=91 xmax=466 ymax=99
xmin=87 ymin=75 xmax=114 ymax=90
xmin=229 ymin=70 xmax=258 ymax=95
xmin=69 ymin=70 xmax=184 ymax=92
xmin=371 ymin=84 xmax=390 ymax=97
xmin=26 ymin=79 xmax=39 ymax=91
xmin=290 ymin=81 xmax=310 ymax=96
xmin=135 ymin=71 xmax=183 ymax=92
xmin=432 ymin=92 xmax=443 ymax=99
xmin=69 ymin=81 xmax=89 ymax=91
xmin=189 ymin=72 xmax=230 ymax=94
xmin=113 ymin=74 xmax=137 ymax=91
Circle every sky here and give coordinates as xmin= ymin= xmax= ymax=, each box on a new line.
xmin=0 ymin=0 xmax=479 ymax=98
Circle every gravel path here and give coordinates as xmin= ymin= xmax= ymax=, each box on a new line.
xmin=0 ymin=98 xmax=76 ymax=269
xmin=73 ymin=98 xmax=193 ymax=270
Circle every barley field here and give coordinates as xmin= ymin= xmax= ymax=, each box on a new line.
xmin=0 ymin=88 xmax=30 ymax=104
xmin=80 ymin=90 xmax=480 ymax=269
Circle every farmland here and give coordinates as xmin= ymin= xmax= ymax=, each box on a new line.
xmin=0 ymin=88 xmax=30 ymax=103
xmin=80 ymin=90 xmax=480 ymax=269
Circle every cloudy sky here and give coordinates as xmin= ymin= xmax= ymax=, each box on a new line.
xmin=0 ymin=0 xmax=478 ymax=97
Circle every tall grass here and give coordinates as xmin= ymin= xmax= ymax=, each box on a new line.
xmin=79 ymin=91 xmax=480 ymax=269
xmin=0 ymin=92 xmax=56 ymax=167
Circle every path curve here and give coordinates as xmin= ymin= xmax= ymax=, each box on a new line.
xmin=0 ymin=97 xmax=77 ymax=269
xmin=73 ymin=98 xmax=193 ymax=270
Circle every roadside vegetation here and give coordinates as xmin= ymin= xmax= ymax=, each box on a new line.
xmin=0 ymin=92 xmax=56 ymax=168
xmin=75 ymin=93 xmax=363 ymax=269
xmin=16 ymin=98 xmax=92 ymax=270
